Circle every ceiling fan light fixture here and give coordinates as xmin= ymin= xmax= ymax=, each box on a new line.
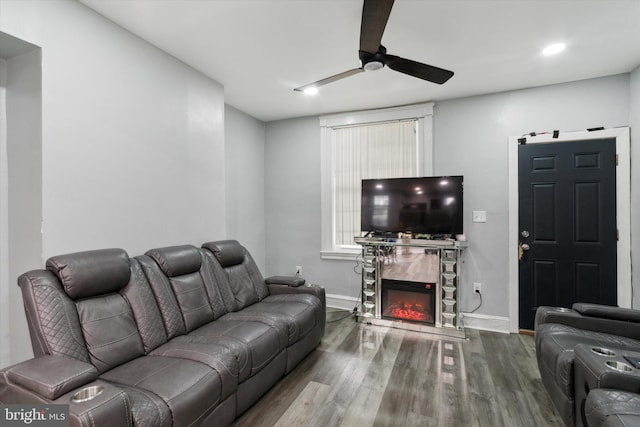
xmin=542 ymin=42 xmax=566 ymax=56
xmin=363 ymin=60 xmax=384 ymax=72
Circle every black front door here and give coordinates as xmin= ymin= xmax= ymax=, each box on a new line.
xmin=518 ymin=139 xmax=617 ymax=330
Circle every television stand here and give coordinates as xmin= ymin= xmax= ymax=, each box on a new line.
xmin=354 ymin=237 xmax=468 ymax=338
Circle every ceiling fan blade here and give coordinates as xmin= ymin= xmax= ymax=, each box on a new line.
xmin=385 ymin=55 xmax=454 ymax=85
xmin=360 ymin=0 xmax=394 ymax=54
xmin=294 ymin=68 xmax=364 ymax=92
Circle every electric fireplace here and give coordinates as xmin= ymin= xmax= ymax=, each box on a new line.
xmin=381 ymin=279 xmax=435 ymax=324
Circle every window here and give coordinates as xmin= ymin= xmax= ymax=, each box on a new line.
xmin=320 ymin=103 xmax=434 ymax=259
xmin=332 ymin=120 xmax=418 ymax=247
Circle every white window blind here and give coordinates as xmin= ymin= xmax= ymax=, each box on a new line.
xmin=331 ymin=120 xmax=418 ymax=247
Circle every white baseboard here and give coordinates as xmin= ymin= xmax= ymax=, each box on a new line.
xmin=326 ymin=293 xmax=359 ymax=311
xmin=461 ymin=312 xmax=510 ymax=334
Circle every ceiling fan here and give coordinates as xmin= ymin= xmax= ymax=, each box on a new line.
xmin=294 ymin=0 xmax=454 ymax=93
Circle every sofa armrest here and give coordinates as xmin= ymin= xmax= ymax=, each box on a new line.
xmin=60 ymin=381 xmax=132 ymax=427
xmin=267 ymin=283 xmax=324 ymax=300
xmin=1 ymin=363 xmax=132 ymax=427
xmin=265 ymin=275 xmax=305 ymax=287
xmin=4 ymin=356 xmax=98 ymax=400
xmin=573 ymin=303 xmax=640 ymax=323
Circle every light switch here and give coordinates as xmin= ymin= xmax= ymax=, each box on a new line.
xmin=472 ymin=210 xmax=487 ymax=223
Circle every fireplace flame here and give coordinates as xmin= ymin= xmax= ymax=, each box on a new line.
xmin=386 ymin=303 xmax=431 ymax=322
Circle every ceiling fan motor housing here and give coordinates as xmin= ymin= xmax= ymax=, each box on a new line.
xmin=360 ymin=45 xmax=387 ymax=71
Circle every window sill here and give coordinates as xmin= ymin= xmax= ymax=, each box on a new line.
xmin=320 ymin=249 xmax=360 ymax=261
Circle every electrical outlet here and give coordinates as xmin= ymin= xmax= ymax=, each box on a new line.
xmin=473 ymin=282 xmax=482 ymax=293
xmin=295 ymin=266 xmax=302 ymax=276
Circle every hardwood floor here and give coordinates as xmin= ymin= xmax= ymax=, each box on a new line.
xmin=233 ymin=310 xmax=564 ymax=427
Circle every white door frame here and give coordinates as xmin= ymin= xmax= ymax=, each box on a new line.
xmin=507 ymin=128 xmax=631 ymax=332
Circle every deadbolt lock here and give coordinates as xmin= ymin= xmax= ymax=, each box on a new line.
xmin=521 ymin=230 xmax=530 ymax=238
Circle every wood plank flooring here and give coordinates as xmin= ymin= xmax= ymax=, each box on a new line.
xmin=233 ymin=309 xmax=563 ymax=427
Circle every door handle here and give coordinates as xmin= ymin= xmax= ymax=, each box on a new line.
xmin=518 ymin=242 xmax=530 ymax=262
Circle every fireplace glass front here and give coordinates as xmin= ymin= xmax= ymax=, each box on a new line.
xmin=381 ymin=279 xmax=435 ymax=324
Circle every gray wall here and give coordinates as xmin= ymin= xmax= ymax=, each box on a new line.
xmin=224 ymin=104 xmax=267 ymax=271
xmin=5 ymin=48 xmax=42 ymax=366
xmin=434 ymin=74 xmax=630 ymax=318
xmin=631 ymin=65 xmax=640 ymax=308
xmin=0 ymin=0 xmax=226 ymax=364
xmin=264 ymin=116 xmax=363 ymax=308
xmin=264 ymin=74 xmax=632 ymax=323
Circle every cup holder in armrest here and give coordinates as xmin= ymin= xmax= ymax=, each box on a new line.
xmin=591 ymin=347 xmax=616 ymax=356
xmin=71 ymin=385 xmax=104 ymax=403
xmin=605 ymin=360 xmax=633 ymax=372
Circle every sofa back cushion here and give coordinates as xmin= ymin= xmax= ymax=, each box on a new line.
xmin=202 ymin=240 xmax=268 ymax=310
xmin=137 ymin=255 xmax=188 ymax=339
xmin=46 ymin=249 xmax=131 ymax=300
xmin=143 ymin=245 xmax=222 ymax=334
xmin=46 ymin=249 xmax=146 ymax=373
xmin=75 ymin=295 xmax=145 ymax=373
xmin=200 ymin=249 xmax=237 ymax=314
xmin=122 ymin=259 xmax=169 ymax=353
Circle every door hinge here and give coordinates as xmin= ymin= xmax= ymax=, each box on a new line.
xmin=616 ymin=154 xmax=619 ymax=166
xmin=617 ymin=229 xmax=619 ymax=241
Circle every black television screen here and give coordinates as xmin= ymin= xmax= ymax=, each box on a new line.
xmin=361 ymin=176 xmax=464 ymax=235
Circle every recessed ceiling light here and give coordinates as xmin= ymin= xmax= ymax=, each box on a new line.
xmin=542 ymin=43 xmax=566 ymax=56
xmin=303 ymin=87 xmax=318 ymax=95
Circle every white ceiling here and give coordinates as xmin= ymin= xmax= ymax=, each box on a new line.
xmin=79 ymin=0 xmax=640 ymax=122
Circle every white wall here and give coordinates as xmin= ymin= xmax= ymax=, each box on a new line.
xmin=630 ymin=65 xmax=640 ymax=308
xmin=224 ymin=104 xmax=266 ymax=271
xmin=265 ymin=74 xmax=632 ymax=326
xmin=0 ymin=0 xmax=226 ymax=364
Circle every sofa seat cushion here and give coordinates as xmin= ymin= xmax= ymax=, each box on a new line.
xmin=231 ymin=294 xmax=322 ymax=346
xmin=262 ymin=293 xmax=323 ymax=332
xmin=100 ymin=356 xmax=222 ymax=426
xmin=150 ymin=338 xmax=240 ymax=400
xmin=188 ymin=319 xmax=284 ymax=381
xmin=121 ymin=386 xmax=173 ymax=427
xmin=585 ymin=389 xmax=640 ymax=427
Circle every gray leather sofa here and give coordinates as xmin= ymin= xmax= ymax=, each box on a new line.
xmin=535 ymin=304 xmax=640 ymax=427
xmin=0 ymin=240 xmax=325 ymax=426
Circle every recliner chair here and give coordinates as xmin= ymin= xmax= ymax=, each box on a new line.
xmin=536 ymin=304 xmax=640 ymax=426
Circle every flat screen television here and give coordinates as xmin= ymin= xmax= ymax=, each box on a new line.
xmin=361 ymin=176 xmax=464 ymax=236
